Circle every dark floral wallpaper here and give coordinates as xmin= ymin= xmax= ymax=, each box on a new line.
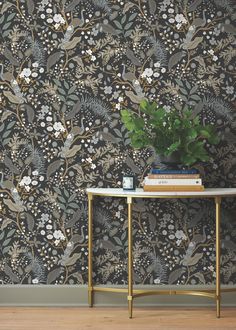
xmin=0 ymin=0 xmax=236 ymax=286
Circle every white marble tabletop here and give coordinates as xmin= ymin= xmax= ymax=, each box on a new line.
xmin=86 ymin=187 xmax=236 ymax=197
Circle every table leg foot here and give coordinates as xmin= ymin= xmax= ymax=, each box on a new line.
xmin=88 ymin=290 xmax=93 ymax=308
xmin=216 ymin=299 xmax=220 ymax=318
xmin=128 ymin=296 xmax=133 ymax=319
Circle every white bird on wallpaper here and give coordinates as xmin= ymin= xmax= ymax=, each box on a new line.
xmin=73 ymin=9 xmax=85 ymax=27
xmin=70 ymin=226 xmax=85 ymax=244
xmin=78 ymin=117 xmax=85 ymax=134
xmin=180 ymin=226 xmax=207 ymax=266
xmin=121 ymin=64 xmax=136 ymax=81
xmin=192 ymin=9 xmax=207 ymax=28
xmin=191 ymin=225 xmax=207 ymax=244
xmin=77 ymin=225 xmax=85 ymax=243
xmin=70 ymin=117 xmax=85 ymax=136
xmin=0 ymin=64 xmax=13 ymax=81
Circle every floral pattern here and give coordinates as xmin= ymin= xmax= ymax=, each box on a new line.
xmin=0 ymin=0 xmax=236 ymax=286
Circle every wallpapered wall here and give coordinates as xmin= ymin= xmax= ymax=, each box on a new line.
xmin=0 ymin=0 xmax=236 ymax=286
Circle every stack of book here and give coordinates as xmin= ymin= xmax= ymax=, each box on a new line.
xmin=143 ymin=168 xmax=204 ymax=192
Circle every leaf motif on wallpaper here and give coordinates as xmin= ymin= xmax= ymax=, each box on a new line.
xmin=3 ymin=70 xmax=15 ymax=82
xmin=100 ymin=131 xmax=120 ymax=144
xmin=65 ymin=100 xmax=81 ymax=120
xmin=182 ymin=253 xmax=203 ymax=266
xmin=187 ymin=205 xmax=207 ymax=229
xmin=99 ymin=23 xmax=119 ymax=35
xmin=0 ymin=218 xmax=12 ymax=231
xmin=203 ymin=95 xmax=233 ymax=120
xmin=3 ymin=91 xmax=24 ymax=104
xmin=148 ymin=37 xmax=168 ymax=66
xmin=73 ymin=56 xmax=84 ymax=69
xmin=72 ymin=164 xmax=84 ymax=180
xmin=92 ymin=0 xmax=111 ymax=14
xmin=168 ymin=267 xmax=185 ymax=284
xmin=4 ymin=155 xmax=20 ymax=174
xmin=223 ymin=24 xmax=236 ymax=35
xmin=4 ymin=264 xmax=20 ymax=283
xmin=113 ymin=20 xmax=122 ymax=30
xmin=62 ymin=145 xmax=81 ymax=158
xmin=168 ymin=51 xmax=185 ymax=71
xmin=190 ymin=100 xmax=204 ymax=118
xmin=24 ymin=104 xmax=35 ymax=123
xmin=3 ymin=48 xmax=20 ymax=66
xmin=195 ymin=56 xmax=206 ymax=69
xmin=222 ymin=240 xmax=236 ymax=251
xmin=100 ymin=46 xmax=117 ymax=65
xmin=65 ymin=209 xmax=81 ymax=229
xmin=100 ymin=240 xmax=122 ymax=251
xmin=213 ymin=0 xmax=234 ymax=13
xmin=3 ymin=199 xmax=25 ymax=212
xmin=126 ymin=47 xmax=142 ymax=66
xmin=47 ymin=159 xmax=62 ymax=179
xmin=125 ymin=91 xmax=144 ymax=104
xmin=182 ymin=37 xmax=203 ymax=50
xmin=82 ymin=76 xmax=100 ymax=95
xmin=65 ymin=0 xmax=81 ymax=12
xmin=146 ymin=256 xmax=167 ymax=281
xmin=222 ymin=131 xmax=236 ymax=144
xmin=194 ymin=272 xmax=206 ymax=284
xmin=2 ymin=121 xmax=15 ymax=146
xmin=133 ymin=199 xmax=146 ymax=212
xmin=47 ymin=51 xmax=63 ymax=72
xmin=59 ymin=253 xmax=81 ymax=266
xmin=26 ymin=0 xmax=35 ymax=15
xmin=47 ymin=267 xmax=62 ymax=284
xmin=1 ymin=110 xmax=12 ymax=123
xmin=26 ymin=213 xmax=35 ymax=231
xmin=148 ymin=214 xmax=157 ymax=231
xmin=123 ymin=2 xmax=135 ymax=13
xmin=80 ymin=95 xmax=112 ymax=123
xmin=60 ymin=37 xmax=81 ymax=50
xmin=148 ymin=0 xmax=156 ymax=15
xmin=113 ymin=237 xmax=123 ymax=246
xmin=125 ymin=155 xmax=141 ymax=174
xmin=1 ymin=2 xmax=13 ymax=14
xmin=187 ymin=0 xmax=203 ymax=12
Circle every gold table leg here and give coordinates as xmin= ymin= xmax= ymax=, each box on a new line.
xmin=88 ymin=193 xmax=93 ymax=307
xmin=215 ymin=196 xmax=221 ymax=318
xmin=127 ymin=196 xmax=133 ymax=318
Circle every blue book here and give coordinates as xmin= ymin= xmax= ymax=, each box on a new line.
xmin=150 ymin=168 xmax=199 ymax=174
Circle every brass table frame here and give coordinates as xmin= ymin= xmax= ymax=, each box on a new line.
xmin=87 ymin=188 xmax=236 ymax=318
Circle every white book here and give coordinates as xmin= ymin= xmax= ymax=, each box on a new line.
xmin=144 ymin=177 xmax=202 ymax=185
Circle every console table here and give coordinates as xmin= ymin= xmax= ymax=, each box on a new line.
xmin=86 ymin=188 xmax=236 ymax=318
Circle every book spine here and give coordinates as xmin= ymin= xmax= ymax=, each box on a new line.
xmin=143 ymin=185 xmax=204 ymax=192
xmin=148 ymin=174 xmax=200 ymax=179
xmin=144 ymin=178 xmax=202 ymax=185
xmin=151 ymin=169 xmax=199 ymax=174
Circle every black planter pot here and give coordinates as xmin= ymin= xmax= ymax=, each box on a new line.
xmin=152 ymin=152 xmax=183 ymax=170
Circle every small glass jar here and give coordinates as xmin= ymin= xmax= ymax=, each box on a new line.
xmin=122 ymin=174 xmax=136 ymax=191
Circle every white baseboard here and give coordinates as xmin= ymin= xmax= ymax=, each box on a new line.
xmin=0 ymin=285 xmax=236 ymax=306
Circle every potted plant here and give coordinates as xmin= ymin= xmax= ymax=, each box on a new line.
xmin=121 ymin=99 xmax=219 ymax=167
